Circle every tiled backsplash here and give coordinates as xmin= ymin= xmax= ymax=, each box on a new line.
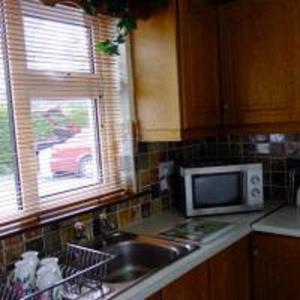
xmin=200 ymin=134 xmax=295 ymax=201
xmin=137 ymin=133 xmax=297 ymax=202
xmin=0 ymin=133 xmax=297 ymax=274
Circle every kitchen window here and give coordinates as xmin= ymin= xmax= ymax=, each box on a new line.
xmin=23 ymin=16 xmax=93 ymax=73
xmin=0 ymin=0 xmax=131 ymax=233
xmin=0 ymin=49 xmax=19 ymax=214
xmin=31 ymin=99 xmax=101 ymax=198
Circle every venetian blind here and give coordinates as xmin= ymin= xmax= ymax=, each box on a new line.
xmin=0 ymin=0 xmax=130 ymax=233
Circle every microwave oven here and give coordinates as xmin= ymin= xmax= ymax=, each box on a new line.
xmin=176 ymin=163 xmax=264 ymax=217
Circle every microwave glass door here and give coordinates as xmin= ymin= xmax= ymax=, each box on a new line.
xmin=192 ymin=172 xmax=243 ymax=209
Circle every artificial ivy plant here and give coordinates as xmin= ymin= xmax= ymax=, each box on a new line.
xmin=41 ymin=0 xmax=168 ymax=55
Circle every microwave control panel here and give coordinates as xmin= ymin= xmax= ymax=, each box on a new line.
xmin=247 ymin=169 xmax=264 ymax=204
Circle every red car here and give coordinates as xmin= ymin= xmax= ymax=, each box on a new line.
xmin=50 ymin=132 xmax=96 ymax=178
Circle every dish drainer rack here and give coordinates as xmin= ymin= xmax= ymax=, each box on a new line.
xmin=0 ymin=244 xmax=115 ymax=300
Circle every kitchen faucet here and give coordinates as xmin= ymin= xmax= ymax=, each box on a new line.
xmin=93 ymin=213 xmax=116 ymax=245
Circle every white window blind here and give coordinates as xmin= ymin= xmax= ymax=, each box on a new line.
xmin=0 ymin=0 xmax=129 ymax=233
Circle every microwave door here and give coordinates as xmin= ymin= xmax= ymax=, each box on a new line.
xmin=187 ymin=172 xmax=245 ymax=216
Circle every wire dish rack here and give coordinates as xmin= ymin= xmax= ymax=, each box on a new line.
xmin=0 ymin=244 xmax=115 ymax=300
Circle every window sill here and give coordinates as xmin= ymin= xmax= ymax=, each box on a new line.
xmin=0 ymin=189 xmax=150 ymax=239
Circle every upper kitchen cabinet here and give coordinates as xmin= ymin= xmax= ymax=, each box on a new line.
xmin=131 ymin=0 xmax=220 ymax=141
xmin=219 ymin=0 xmax=299 ymax=129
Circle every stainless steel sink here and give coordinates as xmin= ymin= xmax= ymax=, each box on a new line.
xmin=88 ymin=231 xmax=198 ymax=298
xmin=104 ymin=236 xmax=193 ymax=283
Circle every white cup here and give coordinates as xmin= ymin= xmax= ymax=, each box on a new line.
xmin=13 ymin=260 xmax=32 ymax=295
xmin=21 ymin=251 xmax=39 ymax=289
xmin=37 ymin=257 xmax=63 ymax=300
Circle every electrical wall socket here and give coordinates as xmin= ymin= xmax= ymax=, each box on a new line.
xmin=159 ymin=161 xmax=175 ymax=192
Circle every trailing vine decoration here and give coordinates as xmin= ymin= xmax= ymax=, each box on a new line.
xmin=40 ymin=0 xmax=169 ymax=56
xmin=95 ymin=16 xmax=137 ymax=56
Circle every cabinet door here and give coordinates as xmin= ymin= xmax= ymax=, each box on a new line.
xmin=178 ymin=0 xmax=220 ymax=134
xmin=146 ymin=292 xmax=162 ymax=300
xmin=210 ymin=237 xmax=250 ymax=300
xmin=162 ymin=262 xmax=210 ymax=300
xmin=252 ymin=232 xmax=300 ymax=300
xmin=132 ymin=0 xmax=182 ymax=141
xmin=219 ymin=0 xmax=297 ymax=126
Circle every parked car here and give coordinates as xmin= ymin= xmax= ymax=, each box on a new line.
xmin=50 ymin=132 xmax=95 ymax=178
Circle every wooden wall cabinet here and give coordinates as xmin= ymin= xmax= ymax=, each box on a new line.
xmin=252 ymin=232 xmax=300 ymax=300
xmin=147 ymin=237 xmax=250 ymax=300
xmin=218 ymin=0 xmax=300 ymax=130
xmin=133 ymin=0 xmax=300 ymax=140
xmin=132 ymin=0 xmax=220 ymax=141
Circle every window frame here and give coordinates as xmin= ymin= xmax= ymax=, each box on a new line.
xmin=0 ymin=10 xmax=22 ymax=213
xmin=1 ymin=0 xmax=124 ymax=219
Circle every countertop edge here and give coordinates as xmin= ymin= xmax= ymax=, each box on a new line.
xmin=252 ymin=224 xmax=300 ymax=238
xmin=252 ymin=205 xmax=300 ymax=238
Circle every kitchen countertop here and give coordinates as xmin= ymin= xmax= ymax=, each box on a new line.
xmin=111 ymin=200 xmax=284 ymax=300
xmin=253 ymin=205 xmax=300 ymax=238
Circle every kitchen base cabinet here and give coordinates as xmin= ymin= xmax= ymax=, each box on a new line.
xmin=210 ymin=237 xmax=250 ymax=300
xmin=252 ymin=232 xmax=300 ymax=300
xmin=161 ymin=262 xmax=210 ymax=300
xmin=146 ymin=292 xmax=162 ymax=300
xmin=146 ymin=237 xmax=250 ymax=300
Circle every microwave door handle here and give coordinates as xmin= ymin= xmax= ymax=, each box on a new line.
xmin=293 ymin=169 xmax=300 ymax=206
xmin=288 ymin=168 xmax=300 ymax=206
xmin=288 ymin=169 xmax=295 ymax=205
xmin=240 ymin=172 xmax=245 ymax=203
xmin=288 ymin=169 xmax=291 ymax=205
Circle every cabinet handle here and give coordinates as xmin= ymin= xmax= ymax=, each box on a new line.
xmin=253 ymin=249 xmax=259 ymax=257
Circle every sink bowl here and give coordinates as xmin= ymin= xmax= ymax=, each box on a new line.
xmin=91 ymin=232 xmax=198 ymax=285
xmin=104 ymin=240 xmax=184 ymax=283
